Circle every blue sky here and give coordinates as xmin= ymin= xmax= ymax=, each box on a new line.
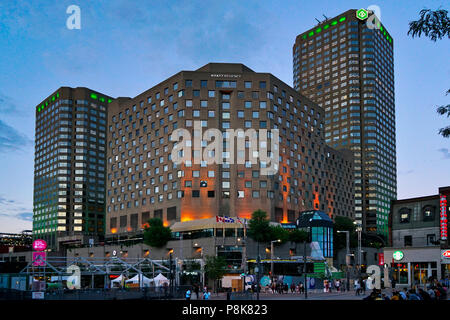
xmin=0 ymin=1 xmax=448 ymax=232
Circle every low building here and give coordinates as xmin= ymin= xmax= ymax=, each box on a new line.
xmin=384 ymin=186 xmax=450 ymax=288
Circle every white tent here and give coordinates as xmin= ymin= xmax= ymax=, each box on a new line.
xmin=125 ymin=274 xmax=153 ymax=287
xmin=110 ymin=274 xmax=124 ymax=287
xmin=153 ymin=273 xmax=169 ymax=287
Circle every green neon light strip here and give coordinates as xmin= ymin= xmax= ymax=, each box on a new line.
xmin=324 ymin=24 xmax=329 ymax=29
xmin=99 ymin=97 xmax=105 ymax=102
xmin=339 ymin=17 xmax=346 ymax=22
xmin=316 ymin=27 xmax=321 ymax=33
xmin=108 ymin=99 xmax=112 ymax=103
xmin=90 ymin=93 xmax=98 ymax=99
xmin=331 ymin=20 xmax=337 ymax=25
xmin=308 ymin=31 xmax=314 ymax=37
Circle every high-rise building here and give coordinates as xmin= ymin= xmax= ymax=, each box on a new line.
xmin=105 ymin=63 xmax=354 ymax=238
xmin=33 ymin=87 xmax=113 ymax=251
xmin=293 ymin=9 xmax=396 ymax=239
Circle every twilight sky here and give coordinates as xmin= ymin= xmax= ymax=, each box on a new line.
xmin=0 ymin=1 xmax=448 ymax=233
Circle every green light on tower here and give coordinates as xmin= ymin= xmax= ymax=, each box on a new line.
xmin=99 ymin=97 xmax=105 ymax=102
xmin=356 ymin=9 xmax=368 ymax=20
xmin=339 ymin=16 xmax=346 ymax=22
xmin=108 ymin=99 xmax=112 ymax=103
xmin=90 ymin=93 xmax=98 ymax=100
xmin=308 ymin=31 xmax=314 ymax=37
xmin=331 ymin=20 xmax=338 ymax=26
xmin=316 ymin=27 xmax=322 ymax=33
xmin=324 ymin=24 xmax=329 ymax=30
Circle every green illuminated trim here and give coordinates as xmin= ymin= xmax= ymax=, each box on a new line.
xmin=99 ymin=97 xmax=105 ymax=102
xmin=52 ymin=96 xmax=55 ymax=101
xmin=308 ymin=31 xmax=314 ymax=37
xmin=108 ymin=99 xmax=112 ymax=103
xmin=56 ymin=93 xmax=60 ymax=98
xmin=45 ymin=101 xmax=48 ymax=106
xmin=324 ymin=24 xmax=329 ymax=29
xmin=331 ymin=20 xmax=337 ymax=26
xmin=302 ymin=34 xmax=307 ymax=39
xmin=339 ymin=16 xmax=346 ymax=22
xmin=90 ymin=93 xmax=98 ymax=100
xmin=315 ymin=27 xmax=322 ymax=33
xmin=380 ymin=25 xmax=383 ymax=32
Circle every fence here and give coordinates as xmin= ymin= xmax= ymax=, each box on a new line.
xmin=0 ymin=286 xmax=192 ymax=300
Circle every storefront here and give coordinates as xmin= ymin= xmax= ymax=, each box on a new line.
xmin=384 ymin=247 xmax=443 ymax=288
xmin=441 ymin=249 xmax=450 ymax=279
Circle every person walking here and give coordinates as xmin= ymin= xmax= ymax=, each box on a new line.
xmin=185 ymin=289 xmax=191 ymax=300
xmin=335 ymin=279 xmax=340 ymax=292
xmin=290 ymin=282 xmax=295 ymax=293
xmin=194 ymin=284 xmax=200 ymax=300
xmin=355 ymin=279 xmax=361 ymax=296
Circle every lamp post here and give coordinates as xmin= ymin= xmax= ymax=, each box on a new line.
xmin=353 ymin=222 xmax=362 ymax=277
xmin=270 ymin=239 xmax=281 ymax=282
xmin=303 ymin=218 xmax=312 ymax=299
xmin=337 ymin=230 xmax=350 ymax=291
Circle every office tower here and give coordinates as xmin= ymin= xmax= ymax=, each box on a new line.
xmin=293 ymin=9 xmax=396 ymax=239
xmin=105 ymin=63 xmax=354 ymax=238
xmin=33 ymin=87 xmax=113 ymax=251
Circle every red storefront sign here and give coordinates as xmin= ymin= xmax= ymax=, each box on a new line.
xmin=440 ymin=195 xmax=448 ymax=240
xmin=378 ymin=253 xmax=384 ymax=266
xmin=32 ymin=239 xmax=47 ymax=251
xmin=443 ymin=250 xmax=450 ymax=258
xmin=32 ymin=251 xmax=46 ymax=266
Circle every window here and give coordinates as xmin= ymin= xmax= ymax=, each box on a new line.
xmin=427 ymin=234 xmax=436 ymax=246
xmin=185 ymin=80 xmax=192 ymax=87
xmin=422 ymin=206 xmax=435 ymax=222
xmin=201 ymin=80 xmax=208 ymax=88
xmin=245 ymin=81 xmax=252 ymax=88
xmin=192 ymin=190 xmax=200 ymax=197
xmin=404 ymin=235 xmax=412 ymax=247
xmin=259 ymin=81 xmax=266 ymax=89
xmin=399 ymin=208 xmax=411 ymax=223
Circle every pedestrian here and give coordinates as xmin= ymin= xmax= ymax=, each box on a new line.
xmin=408 ymin=289 xmax=421 ymax=300
xmin=290 ymin=282 xmax=295 ymax=293
xmin=194 ymin=284 xmax=199 ymax=299
xmin=355 ymin=279 xmax=361 ymax=296
xmin=284 ymin=283 xmax=289 ymax=294
xmin=203 ymin=290 xmax=211 ymax=300
xmin=185 ymin=289 xmax=191 ymax=300
xmin=362 ymin=278 xmax=366 ymax=294
xmin=335 ymin=279 xmax=340 ymax=292
xmin=299 ymin=282 xmax=304 ymax=294
xmin=399 ymin=288 xmax=407 ymax=300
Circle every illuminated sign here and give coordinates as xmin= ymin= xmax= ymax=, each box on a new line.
xmin=440 ymin=194 xmax=448 ymax=240
xmin=393 ymin=251 xmax=404 ymax=261
xmin=32 ymin=239 xmax=47 ymax=251
xmin=378 ymin=253 xmax=385 ymax=266
xmin=32 ymin=251 xmax=47 ymax=266
xmin=442 ymin=250 xmax=450 ymax=258
xmin=356 ymin=8 xmax=369 ymax=20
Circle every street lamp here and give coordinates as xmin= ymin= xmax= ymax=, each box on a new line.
xmin=303 ymin=218 xmax=312 ymax=299
xmin=270 ymin=239 xmax=281 ymax=282
xmin=337 ymin=230 xmax=350 ymax=291
xmin=353 ymin=221 xmax=362 ymax=277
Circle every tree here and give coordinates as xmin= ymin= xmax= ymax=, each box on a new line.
xmin=333 ymin=216 xmax=357 ymax=253
xmin=247 ymin=209 xmax=272 ymax=243
xmin=287 ymin=229 xmax=308 ymax=255
xmin=408 ymin=8 xmax=450 ymax=137
xmin=204 ymin=255 xmax=227 ymax=293
xmin=143 ymin=218 xmax=172 ymax=248
xmin=269 ymin=225 xmax=289 ymax=243
xmin=408 ymin=8 xmax=449 ymax=41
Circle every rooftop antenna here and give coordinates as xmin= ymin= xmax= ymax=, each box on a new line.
xmin=323 ymin=14 xmax=329 ymax=21
xmin=315 ymin=18 xmax=321 ymax=25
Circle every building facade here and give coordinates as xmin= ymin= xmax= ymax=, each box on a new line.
xmin=105 ymin=63 xmax=354 ymax=239
xmin=293 ymin=9 xmax=396 ymax=239
xmin=384 ymin=186 xmax=450 ymax=287
xmin=33 ymin=87 xmax=113 ymax=251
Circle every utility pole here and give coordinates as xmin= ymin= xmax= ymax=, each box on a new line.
xmin=270 ymin=239 xmax=281 ymax=283
xmin=256 ymin=242 xmax=260 ymax=301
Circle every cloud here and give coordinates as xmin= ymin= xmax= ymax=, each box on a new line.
xmin=0 ymin=119 xmax=31 ymax=152
xmin=438 ymin=148 xmax=450 ymax=159
xmin=16 ymin=212 xmax=33 ymax=221
xmin=0 ymin=92 xmax=20 ymax=115
xmin=0 ymin=196 xmax=16 ymax=205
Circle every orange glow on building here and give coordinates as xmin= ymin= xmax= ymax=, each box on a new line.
xmin=110 ymin=228 xmax=117 ymax=234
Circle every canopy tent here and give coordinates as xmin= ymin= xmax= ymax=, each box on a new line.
xmin=110 ymin=274 xmax=125 ymax=287
xmin=125 ymin=274 xmax=153 ymax=287
xmin=153 ymin=273 xmax=169 ymax=286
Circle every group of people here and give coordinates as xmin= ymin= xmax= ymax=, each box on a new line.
xmin=269 ymin=281 xmax=305 ymax=294
xmin=363 ymin=284 xmax=447 ymax=301
xmin=323 ymin=279 xmax=346 ymax=292
xmin=185 ymin=284 xmax=211 ymax=300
